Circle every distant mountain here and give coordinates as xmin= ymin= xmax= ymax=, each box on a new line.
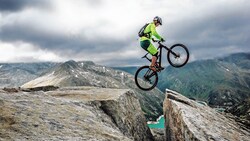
xmin=158 ymin=53 xmax=250 ymax=107
xmin=218 ymin=53 xmax=250 ymax=70
xmin=0 ymin=62 xmax=57 ymax=87
xmin=22 ymin=60 xmax=165 ymax=120
xmin=116 ymin=53 xmax=250 ymax=107
xmin=112 ymin=66 xmax=138 ymax=75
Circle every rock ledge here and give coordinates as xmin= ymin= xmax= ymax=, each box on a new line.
xmin=164 ymin=89 xmax=250 ymax=141
xmin=0 ymin=86 xmax=153 ymax=141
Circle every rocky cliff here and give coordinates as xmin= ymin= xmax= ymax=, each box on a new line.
xmin=163 ymin=89 xmax=250 ymax=141
xmin=225 ymin=98 xmax=250 ymax=128
xmin=0 ymin=86 xmax=153 ymax=141
xmin=21 ymin=60 xmax=164 ymax=120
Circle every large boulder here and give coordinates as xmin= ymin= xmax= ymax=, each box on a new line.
xmin=0 ymin=86 xmax=153 ymax=141
xmin=21 ymin=60 xmax=164 ymax=120
xmin=163 ymin=89 xmax=250 ymax=141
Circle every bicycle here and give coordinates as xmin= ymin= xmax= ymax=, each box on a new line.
xmin=135 ymin=40 xmax=189 ymax=91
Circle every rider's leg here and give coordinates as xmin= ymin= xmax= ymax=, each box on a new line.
xmin=147 ymin=43 xmax=158 ymax=71
xmin=140 ymin=40 xmax=150 ymax=51
xmin=151 ymin=56 xmax=157 ymax=66
xmin=140 ymin=40 xmax=158 ymax=71
xmin=150 ymin=56 xmax=157 ymax=71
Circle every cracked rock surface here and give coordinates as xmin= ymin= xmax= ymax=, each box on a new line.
xmin=0 ymin=86 xmax=153 ymax=141
xmin=163 ymin=89 xmax=250 ymax=141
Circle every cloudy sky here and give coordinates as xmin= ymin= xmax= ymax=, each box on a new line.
xmin=0 ymin=0 xmax=249 ymax=66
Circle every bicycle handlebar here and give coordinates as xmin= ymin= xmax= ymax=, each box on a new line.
xmin=152 ymin=38 xmax=164 ymax=44
xmin=152 ymin=38 xmax=159 ymax=43
xmin=152 ymin=39 xmax=166 ymax=48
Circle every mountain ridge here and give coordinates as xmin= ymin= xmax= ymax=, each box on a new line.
xmin=0 ymin=62 xmax=57 ymax=87
xmin=21 ymin=60 xmax=165 ymax=120
xmin=115 ymin=52 xmax=250 ymax=108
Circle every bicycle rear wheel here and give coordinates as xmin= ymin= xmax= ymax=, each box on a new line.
xmin=167 ymin=44 xmax=189 ymax=68
xmin=135 ymin=66 xmax=158 ymax=91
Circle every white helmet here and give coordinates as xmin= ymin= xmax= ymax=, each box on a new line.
xmin=153 ymin=16 xmax=162 ymax=25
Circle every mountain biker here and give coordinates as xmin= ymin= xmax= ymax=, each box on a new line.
xmin=140 ymin=16 xmax=165 ymax=72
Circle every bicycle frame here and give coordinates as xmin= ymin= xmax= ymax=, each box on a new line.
xmin=136 ymin=41 xmax=189 ymax=90
xmin=142 ymin=41 xmax=175 ymax=68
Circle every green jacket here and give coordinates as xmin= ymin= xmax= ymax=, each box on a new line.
xmin=140 ymin=22 xmax=163 ymax=41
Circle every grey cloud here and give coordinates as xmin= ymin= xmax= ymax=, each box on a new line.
xmin=1 ymin=0 xmax=250 ymax=66
xmin=85 ymin=0 xmax=103 ymax=7
xmin=0 ymin=22 xmax=134 ymax=56
xmin=163 ymin=5 xmax=250 ymax=61
xmin=99 ymin=57 xmax=146 ymax=67
xmin=8 ymin=56 xmax=42 ymax=63
xmin=0 ymin=0 xmax=49 ymax=12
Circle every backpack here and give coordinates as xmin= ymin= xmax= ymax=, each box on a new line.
xmin=138 ymin=23 xmax=150 ymax=37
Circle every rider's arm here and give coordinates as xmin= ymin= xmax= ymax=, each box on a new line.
xmin=151 ymin=24 xmax=163 ymax=40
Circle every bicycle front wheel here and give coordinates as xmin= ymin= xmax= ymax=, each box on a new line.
xmin=135 ymin=66 xmax=158 ymax=91
xmin=167 ymin=44 xmax=189 ymax=68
